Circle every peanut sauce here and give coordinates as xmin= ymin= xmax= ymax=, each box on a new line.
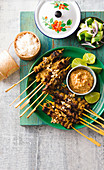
xmin=69 ymin=69 xmax=94 ymax=94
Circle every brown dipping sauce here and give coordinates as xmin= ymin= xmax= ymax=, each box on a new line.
xmin=69 ymin=68 xmax=94 ymax=94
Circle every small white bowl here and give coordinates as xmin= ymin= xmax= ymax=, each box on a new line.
xmin=66 ymin=65 xmax=97 ymax=95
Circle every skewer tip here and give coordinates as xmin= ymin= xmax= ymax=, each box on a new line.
xmin=90 ymin=138 xmax=101 ymax=147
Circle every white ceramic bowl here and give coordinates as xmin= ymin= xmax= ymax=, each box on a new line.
xmin=66 ymin=65 xmax=97 ymax=95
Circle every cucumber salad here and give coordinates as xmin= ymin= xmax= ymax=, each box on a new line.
xmin=77 ymin=17 xmax=104 ymax=48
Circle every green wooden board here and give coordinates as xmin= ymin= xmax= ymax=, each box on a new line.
xmin=20 ymin=11 xmax=104 ymax=126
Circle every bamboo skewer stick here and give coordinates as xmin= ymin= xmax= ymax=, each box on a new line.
xmin=15 ymin=82 xmax=43 ymax=108
xmin=90 ymin=109 xmax=104 ymax=122
xmin=80 ymin=117 xmax=104 ymax=132
xmin=20 ymin=92 xmax=45 ymax=118
xmin=72 ymin=126 xmax=101 ymax=147
xmin=20 ymin=84 xmax=44 ymax=110
xmin=79 ymin=118 xmax=104 ymax=136
xmin=5 ymin=70 xmax=35 ymax=92
xmin=65 ymin=64 xmax=71 ymax=70
xmin=82 ymin=113 xmax=104 ymax=128
xmin=80 ymin=121 xmax=104 ymax=136
xmin=27 ymin=93 xmax=48 ymax=118
xmin=84 ymin=108 xmax=104 ymax=122
xmin=9 ymin=79 xmax=36 ymax=106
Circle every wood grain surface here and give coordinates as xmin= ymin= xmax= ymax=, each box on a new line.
xmin=0 ymin=0 xmax=104 ymax=170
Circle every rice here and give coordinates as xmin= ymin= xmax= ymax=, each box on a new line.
xmin=16 ymin=33 xmax=39 ymax=56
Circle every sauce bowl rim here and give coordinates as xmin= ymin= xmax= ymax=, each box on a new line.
xmin=66 ymin=65 xmax=97 ymax=95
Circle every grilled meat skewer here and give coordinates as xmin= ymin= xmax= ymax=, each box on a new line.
xmin=33 ymin=49 xmax=64 ymax=73
xmin=42 ymin=93 xmax=91 ymax=129
xmin=42 ymin=103 xmax=73 ymax=129
xmin=36 ymin=57 xmax=70 ymax=84
xmin=49 ymin=90 xmax=90 ymax=111
xmin=42 ymin=66 xmax=71 ymax=92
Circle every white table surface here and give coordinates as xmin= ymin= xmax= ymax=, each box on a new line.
xmin=0 ymin=0 xmax=104 ymax=170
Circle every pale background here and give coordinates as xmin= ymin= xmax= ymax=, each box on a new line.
xmin=0 ymin=0 xmax=104 ymax=170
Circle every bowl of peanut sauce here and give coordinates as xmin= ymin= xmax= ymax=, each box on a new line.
xmin=66 ymin=65 xmax=97 ymax=95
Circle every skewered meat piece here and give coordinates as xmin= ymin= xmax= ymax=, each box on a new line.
xmin=36 ymin=57 xmax=70 ymax=84
xmin=46 ymin=100 xmax=86 ymax=126
xmin=48 ymin=100 xmax=83 ymax=121
xmin=58 ymin=85 xmax=73 ymax=95
xmin=42 ymin=67 xmax=71 ymax=92
xmin=42 ymin=103 xmax=73 ymax=129
xmin=51 ymin=91 xmax=75 ymax=105
xmin=48 ymin=102 xmax=72 ymax=117
xmin=43 ymin=102 xmax=82 ymax=129
xmin=43 ymin=86 xmax=91 ymax=126
xmin=33 ymin=49 xmax=64 ymax=73
xmin=50 ymin=90 xmax=90 ymax=111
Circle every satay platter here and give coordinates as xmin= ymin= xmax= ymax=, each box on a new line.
xmin=22 ymin=46 xmax=104 ymax=131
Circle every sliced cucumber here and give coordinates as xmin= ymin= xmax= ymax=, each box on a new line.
xmin=85 ymin=37 xmax=91 ymax=42
xmin=91 ymin=37 xmax=96 ymax=44
xmin=78 ymin=31 xmax=87 ymax=41
xmin=89 ymin=25 xmax=92 ymax=29
xmin=96 ymin=20 xmax=103 ymax=31
xmin=86 ymin=18 xmax=93 ymax=25
xmin=85 ymin=32 xmax=93 ymax=38
xmin=91 ymin=31 xmax=103 ymax=44
xmin=92 ymin=20 xmax=103 ymax=31
xmin=80 ymin=23 xmax=86 ymax=29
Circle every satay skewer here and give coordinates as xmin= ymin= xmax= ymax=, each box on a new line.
xmin=49 ymin=85 xmax=104 ymax=128
xmin=15 ymin=82 xmax=43 ymax=108
xmin=72 ymin=126 xmax=101 ymax=147
xmin=46 ymin=99 xmax=104 ymax=135
xmin=61 ymin=84 xmax=104 ymax=124
xmin=49 ymin=94 xmax=103 ymax=127
xmin=84 ymin=108 xmax=104 ymax=122
xmin=5 ymin=70 xmax=35 ymax=92
xmin=9 ymin=79 xmax=36 ymax=106
xmin=39 ymin=103 xmax=101 ymax=147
